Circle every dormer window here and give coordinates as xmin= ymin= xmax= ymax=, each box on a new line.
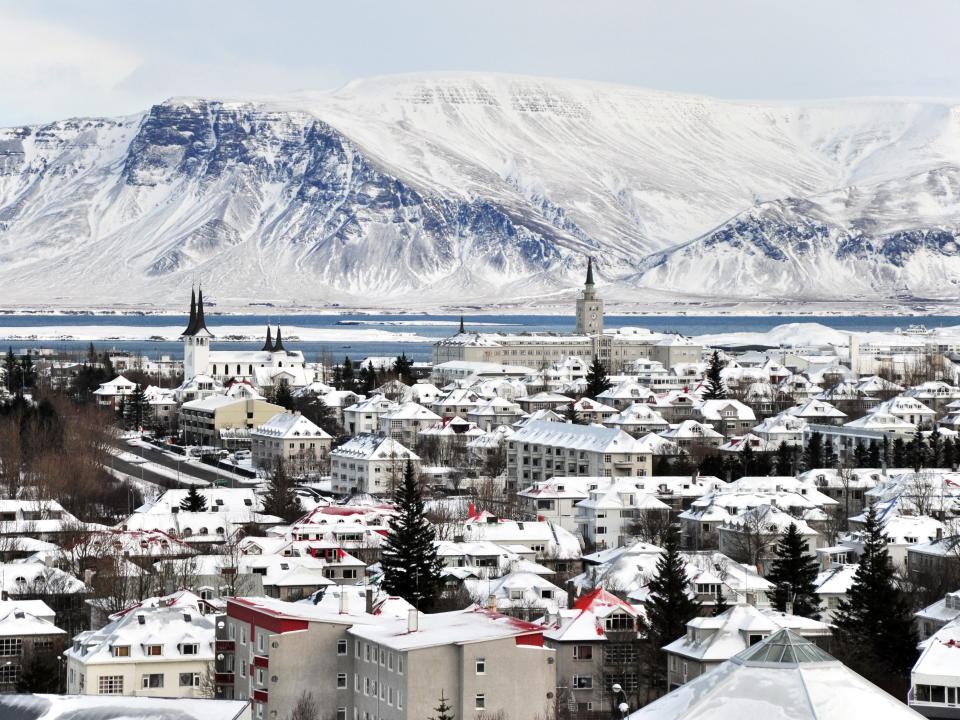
xmin=145 ymin=644 xmax=162 ymax=656
xmin=111 ymin=645 xmax=130 ymax=657
xmin=180 ymin=643 xmax=199 ymax=655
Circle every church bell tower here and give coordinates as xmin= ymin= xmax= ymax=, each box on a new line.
xmin=181 ymin=287 xmax=213 ymax=381
xmin=575 ymin=257 xmax=603 ymax=336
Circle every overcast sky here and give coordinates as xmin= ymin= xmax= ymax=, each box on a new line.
xmin=3 ymin=0 xmax=959 ymax=126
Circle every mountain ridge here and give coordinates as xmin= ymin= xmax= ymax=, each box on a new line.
xmin=3 ymin=73 xmax=960 ymax=309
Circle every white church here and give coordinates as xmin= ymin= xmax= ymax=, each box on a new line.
xmin=180 ymin=288 xmax=315 ymax=391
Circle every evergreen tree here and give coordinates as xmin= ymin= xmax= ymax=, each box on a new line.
xmin=867 ymin=439 xmax=881 ymax=467
xmin=340 ymin=357 xmax=356 ymax=392
xmin=833 ymin=505 xmax=917 ymax=685
xmin=945 ymin=436 xmax=957 ymax=470
xmin=16 ymin=651 xmax=58 ymax=693
xmin=739 ymin=442 xmax=755 ymax=476
xmin=180 ymin=484 xmax=208 ymax=512
xmin=380 ymin=461 xmax=443 ymax=610
xmin=774 ymin=441 xmax=795 ymax=475
xmin=910 ymin=425 xmax=927 ymax=471
xmin=564 ymin=403 xmax=584 ymax=425
xmin=643 ymin=528 xmax=701 ymax=693
xmin=853 ymin=443 xmax=870 ymax=468
xmin=19 ymin=354 xmax=34 ymax=388
xmin=124 ymin=384 xmax=150 ymax=430
xmin=766 ymin=522 xmax=821 ymax=618
xmin=929 ymin=425 xmax=943 ymax=467
xmin=712 ymin=588 xmax=729 ymax=617
xmin=274 ymin=382 xmax=295 ymax=410
xmin=701 ymin=350 xmax=727 ymax=400
xmin=802 ymin=431 xmax=824 ymax=471
xmin=3 ymin=347 xmax=15 ymax=392
xmin=262 ymin=458 xmax=303 ymax=523
xmin=359 ymin=362 xmax=377 ymax=394
xmin=824 ymin=438 xmax=838 ymax=468
xmin=584 ymin=356 xmax=612 ymax=399
xmin=429 ymin=690 xmax=455 ymax=720
xmin=393 ymin=353 xmax=413 ymax=385
xmin=892 ymin=437 xmax=908 ymax=467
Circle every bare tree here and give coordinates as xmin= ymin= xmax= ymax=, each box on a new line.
xmin=289 ymin=691 xmax=320 ymax=720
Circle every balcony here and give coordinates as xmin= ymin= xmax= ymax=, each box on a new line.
xmin=215 ymin=640 xmax=235 ymax=652
xmin=253 ymin=689 xmax=268 ymax=703
xmin=214 ymin=673 xmax=235 ymax=685
xmin=254 ymin=654 xmax=269 ymax=668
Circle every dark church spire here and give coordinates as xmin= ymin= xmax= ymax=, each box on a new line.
xmin=459 ymin=315 xmax=465 ymax=333
xmin=181 ymin=287 xmax=198 ymax=336
xmin=273 ymin=326 xmax=285 ymax=352
xmin=194 ymin=287 xmax=209 ymax=334
xmin=585 ymin=256 xmax=595 ymax=286
xmin=261 ymin=326 xmax=274 ymax=352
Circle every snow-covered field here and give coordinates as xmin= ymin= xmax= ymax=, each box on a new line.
xmin=0 ymin=324 xmax=432 ymax=343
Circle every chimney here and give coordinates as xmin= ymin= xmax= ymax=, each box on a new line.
xmin=137 ymin=614 xmax=146 ymax=625
xmin=407 ymin=608 xmax=419 ymax=633
xmin=0 ymin=591 xmax=7 ymax=602
xmin=487 ymin=594 xmax=497 ymax=611
xmin=183 ymin=613 xmax=192 ymax=623
xmin=566 ymin=580 xmax=576 ymax=609
xmin=83 ymin=569 xmax=94 ymax=587
xmin=365 ymin=587 xmax=374 ymax=615
xmin=340 ymin=590 xmax=350 ymax=615
xmin=937 ymin=527 xmax=944 ymax=542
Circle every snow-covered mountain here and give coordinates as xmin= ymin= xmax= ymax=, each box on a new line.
xmin=3 ymin=73 xmax=960 ymax=309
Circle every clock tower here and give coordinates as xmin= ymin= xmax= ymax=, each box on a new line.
xmin=575 ymin=257 xmax=603 ymax=336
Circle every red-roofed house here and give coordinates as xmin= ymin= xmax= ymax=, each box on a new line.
xmin=543 ymin=587 xmax=645 ymax=712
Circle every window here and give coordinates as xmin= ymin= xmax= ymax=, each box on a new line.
xmin=573 ymin=675 xmax=593 ymax=689
xmin=398 ymin=655 xmax=404 ymax=674
xmin=111 ymin=645 xmax=130 ymax=657
xmin=142 ymin=673 xmax=164 ymax=689
xmin=0 ymin=638 xmax=21 ymax=656
xmin=605 ymin=613 xmax=635 ymax=632
xmin=476 ymin=657 xmax=486 ymax=674
xmin=573 ymin=645 xmax=593 ymax=661
xmin=388 ymin=653 xmax=394 ymax=671
xmin=337 ymin=673 xmax=347 ymax=689
xmin=181 ymin=643 xmax=199 ymax=655
xmin=354 ymin=673 xmax=359 ymax=692
xmin=180 ymin=673 xmax=201 ymax=687
xmin=476 ymin=694 xmax=486 ymax=710
xmin=99 ymin=675 xmax=124 ymax=694
xmin=337 ymin=709 xmax=347 ymax=720
xmin=748 ymin=634 xmax=765 ymax=646
xmin=380 ymin=648 xmax=386 ymax=666
xmin=365 ymin=644 xmax=371 ymax=662
xmin=145 ymin=644 xmax=162 ymax=656
xmin=398 ymin=691 xmax=403 ymax=710
xmin=0 ymin=663 xmax=19 ymax=685
xmin=365 ymin=677 xmax=370 ymax=696
xmin=337 ymin=639 xmax=348 ymax=655
xmin=355 ymin=640 xmax=361 ymax=658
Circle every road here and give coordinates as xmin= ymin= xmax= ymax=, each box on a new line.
xmin=108 ymin=439 xmax=242 ymax=487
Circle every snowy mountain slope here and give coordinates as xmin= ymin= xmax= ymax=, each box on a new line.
xmin=2 ymin=73 xmax=960 ymax=308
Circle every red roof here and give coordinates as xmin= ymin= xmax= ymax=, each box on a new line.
xmin=572 ymin=588 xmax=636 ymax=613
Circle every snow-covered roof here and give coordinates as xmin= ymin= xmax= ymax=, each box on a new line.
xmin=509 ymin=419 xmax=648 ymax=454
xmin=330 ymin=433 xmax=419 ymax=461
xmin=663 ymin=603 xmax=831 ymax=662
xmin=252 ymin=411 xmax=332 ymax=440
xmin=913 ymin=617 xmax=960 ymax=685
xmin=348 ymin=606 xmax=546 ymax=650
xmin=0 ymin=695 xmax=250 ymax=720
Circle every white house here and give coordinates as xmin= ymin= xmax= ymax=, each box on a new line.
xmin=329 ymin=434 xmax=420 ymax=495
xmin=250 ymin=411 xmax=333 ymax=475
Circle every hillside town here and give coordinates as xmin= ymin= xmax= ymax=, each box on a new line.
xmin=2 ymin=267 xmax=960 ymax=720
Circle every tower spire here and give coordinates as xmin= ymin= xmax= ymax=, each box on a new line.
xmin=261 ymin=326 xmax=274 ymax=352
xmin=459 ymin=315 xmax=465 ymax=334
xmin=585 ymin=256 xmax=594 ymax=286
xmin=195 ymin=286 xmax=209 ymax=334
xmin=273 ymin=326 xmax=285 ymax=352
xmin=182 ymin=287 xmax=198 ymax=336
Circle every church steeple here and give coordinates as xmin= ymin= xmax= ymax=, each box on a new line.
xmin=194 ymin=287 xmax=209 ymax=334
xmin=459 ymin=315 xmax=465 ymax=334
xmin=181 ymin=288 xmax=198 ymax=336
xmin=273 ymin=326 xmax=285 ymax=353
xmin=261 ymin=326 xmax=274 ymax=352
xmin=585 ymin=256 xmax=595 ymax=287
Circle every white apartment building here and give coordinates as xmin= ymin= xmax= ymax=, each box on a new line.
xmin=65 ymin=604 xmax=214 ymax=698
xmin=506 ymin=420 xmax=653 ymax=492
xmin=329 ymin=434 xmax=420 ymax=495
xmin=378 ymin=402 xmax=442 ymax=446
xmin=250 ymin=411 xmax=333 ymax=475
xmin=343 ymin=395 xmax=397 ymax=435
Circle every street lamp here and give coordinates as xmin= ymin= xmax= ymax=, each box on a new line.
xmin=611 ymin=683 xmax=629 ymax=719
